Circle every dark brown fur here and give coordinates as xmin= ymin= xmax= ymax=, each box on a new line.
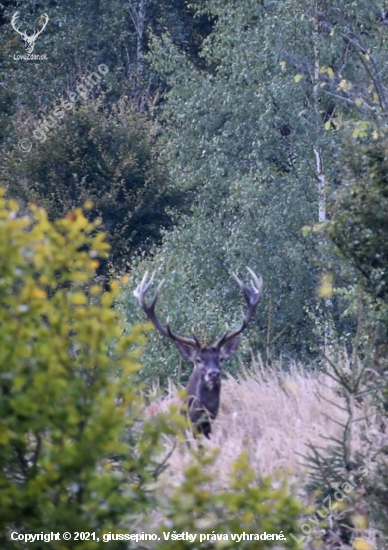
xmin=177 ymin=342 xmax=239 ymax=438
xmin=134 ymin=268 xmax=263 ymax=439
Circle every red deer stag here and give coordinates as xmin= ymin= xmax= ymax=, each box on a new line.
xmin=134 ymin=268 xmax=263 ymax=438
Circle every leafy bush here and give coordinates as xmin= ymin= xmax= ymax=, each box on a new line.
xmin=0 ymin=192 xmax=167 ymax=548
xmin=324 ymin=140 xmax=388 ymax=372
xmin=1 ymin=97 xmax=186 ymax=280
xmin=155 ymin=450 xmax=302 ymax=550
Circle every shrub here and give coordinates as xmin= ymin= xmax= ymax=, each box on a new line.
xmin=0 ymin=191 xmax=167 ymax=549
xmin=1 ymin=98 xmax=186 ymax=280
xmin=156 ymin=451 xmax=302 ymax=550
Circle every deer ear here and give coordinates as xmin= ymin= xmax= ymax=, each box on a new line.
xmin=220 ymin=337 xmax=240 ymax=359
xmin=176 ymin=342 xmax=196 ymax=361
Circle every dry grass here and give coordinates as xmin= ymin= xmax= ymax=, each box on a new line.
xmin=139 ymin=356 xmax=388 ymax=548
xmin=146 ymin=357 xmax=386 ymax=491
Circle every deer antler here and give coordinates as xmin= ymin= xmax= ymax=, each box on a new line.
xmin=33 ymin=13 xmax=49 ymax=38
xmin=215 ymin=267 xmax=263 ymax=348
xmin=134 ymin=271 xmax=199 ymax=347
xmin=11 ymin=12 xmax=24 ymax=36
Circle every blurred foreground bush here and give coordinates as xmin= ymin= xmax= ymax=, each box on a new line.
xmin=0 ymin=191 xmax=302 ymax=548
xmin=156 ymin=450 xmax=302 ymax=550
xmin=0 ymin=192 xmax=169 ymax=548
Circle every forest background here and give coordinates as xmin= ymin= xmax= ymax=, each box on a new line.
xmin=1 ymin=0 xmax=388 ymax=549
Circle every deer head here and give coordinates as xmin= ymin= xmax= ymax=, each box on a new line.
xmin=11 ymin=12 xmax=49 ymax=54
xmin=134 ymin=268 xmax=263 ymax=437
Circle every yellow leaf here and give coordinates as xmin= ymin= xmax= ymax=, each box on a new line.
xmin=338 ymin=78 xmax=352 ymax=91
xmin=74 ymin=214 xmax=88 ymax=230
xmin=13 ymin=376 xmax=25 ymax=390
xmin=70 ymin=292 xmax=87 ymax=305
xmin=242 ymin=512 xmax=254 ymax=523
xmin=91 ymin=260 xmax=99 ymax=269
xmin=353 ymin=539 xmax=373 ymax=550
xmin=84 ymin=200 xmax=93 ymax=210
xmin=121 ymin=275 xmax=129 ymax=284
xmin=327 ymin=67 xmax=334 ymax=79
xmin=324 ymin=121 xmax=331 ymax=130
xmin=101 ymin=292 xmax=112 ymax=307
xmin=32 ymin=289 xmax=47 ymax=299
xmin=319 ymin=274 xmax=333 ymax=298
xmin=72 ymin=271 xmax=88 ymax=283
xmin=90 ymin=285 xmax=102 ymax=295
xmin=0 ymin=426 xmax=13 ymax=445
xmin=351 ymin=514 xmax=368 ymax=529
xmin=279 ymin=60 xmax=286 ymax=70
xmin=294 ymin=74 xmax=302 ymax=83
xmin=355 ymin=98 xmax=362 ymax=107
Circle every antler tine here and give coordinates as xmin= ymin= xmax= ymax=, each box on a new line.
xmin=247 ymin=266 xmax=262 ymax=292
xmin=192 ymin=333 xmax=201 ymax=347
xmin=35 ymin=13 xmax=49 ymax=36
xmin=150 ymin=278 xmax=165 ymax=308
xmin=141 ymin=270 xmax=153 ymax=295
xmin=11 ymin=12 xmax=23 ymax=35
xmin=134 ymin=271 xmax=199 ymax=348
xmin=215 ymin=267 xmax=263 ymax=348
xmin=232 ymin=271 xmax=244 ymax=289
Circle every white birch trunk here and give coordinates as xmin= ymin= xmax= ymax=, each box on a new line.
xmin=128 ymin=0 xmax=148 ymax=71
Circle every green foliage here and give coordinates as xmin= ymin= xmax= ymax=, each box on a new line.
xmin=0 ymin=0 xmax=214 ymax=144
xmin=131 ymin=0 xmax=337 ymax=371
xmin=1 ymin=98 xmax=185 ymax=279
xmin=0 ymin=191 xmax=303 ymax=549
xmin=323 ymin=140 xmax=388 ymax=541
xmin=0 ymin=191 xmax=166 ymax=549
xmin=327 ymin=143 xmax=388 ymax=305
xmin=157 ymin=451 xmax=302 ymax=549
xmin=125 ymin=0 xmax=388 ymax=376
xmin=322 ymin=141 xmax=388 ymax=375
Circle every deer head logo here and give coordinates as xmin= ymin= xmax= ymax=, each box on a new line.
xmin=11 ymin=11 xmax=49 ymax=54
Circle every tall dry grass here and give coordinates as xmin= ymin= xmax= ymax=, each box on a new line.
xmin=146 ymin=357 xmax=385 ymax=490
xmin=138 ymin=355 xmax=388 ymax=548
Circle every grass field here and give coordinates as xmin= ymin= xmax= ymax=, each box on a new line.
xmin=142 ymin=354 xmax=388 ymax=548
